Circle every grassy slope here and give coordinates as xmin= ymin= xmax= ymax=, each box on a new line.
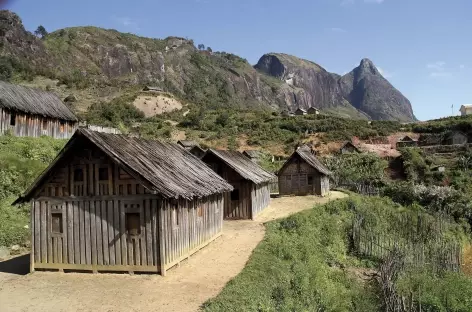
xmin=0 ymin=135 xmax=66 ymax=246
xmin=203 ymin=196 xmax=472 ymax=312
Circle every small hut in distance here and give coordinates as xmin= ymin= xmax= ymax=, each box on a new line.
xmin=15 ymin=129 xmax=232 ymax=275
xmin=307 ymin=107 xmax=320 ymax=115
xmin=177 ymin=140 xmax=207 ymax=158
xmin=443 ymin=131 xmax=468 ymax=145
xmin=277 ymin=145 xmax=331 ymax=196
xmin=340 ymin=141 xmax=361 ymax=154
xmin=294 ymin=108 xmax=307 ymax=116
xmin=202 ymin=150 xmax=276 ymax=220
xmin=396 ymin=136 xmax=418 ymax=148
xmin=142 ymin=86 xmax=163 ymax=93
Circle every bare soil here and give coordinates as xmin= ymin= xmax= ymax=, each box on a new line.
xmin=133 ymin=94 xmax=183 ymax=117
xmin=0 ymin=192 xmax=347 ymax=312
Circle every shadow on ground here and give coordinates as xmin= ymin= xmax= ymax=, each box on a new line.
xmin=0 ymin=254 xmax=29 ymax=275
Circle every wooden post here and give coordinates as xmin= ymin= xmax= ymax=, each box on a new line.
xmin=159 ymin=202 xmax=166 ymax=276
xmin=30 ymin=202 xmax=35 ymax=273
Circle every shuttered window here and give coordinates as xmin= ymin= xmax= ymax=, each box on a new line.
xmin=73 ymin=168 xmax=84 ymax=182
xmin=308 ymin=176 xmax=313 ymax=186
xmin=51 ymin=213 xmax=63 ymax=234
xmin=10 ymin=113 xmax=16 ymax=126
xmin=126 ymin=213 xmax=141 ymax=236
xmin=98 ymin=167 xmax=109 ymax=181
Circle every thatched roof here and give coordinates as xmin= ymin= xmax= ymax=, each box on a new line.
xmin=280 ymin=146 xmax=331 ymax=176
xmin=177 ymin=140 xmax=199 ymax=148
xmin=15 ymin=129 xmax=232 ymax=204
xmin=398 ymin=135 xmax=416 ymax=142
xmin=0 ymin=81 xmax=77 ymax=121
xmin=204 ymin=149 xmax=276 ymax=184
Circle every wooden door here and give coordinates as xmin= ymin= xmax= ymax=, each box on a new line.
xmin=121 ymin=200 xmax=146 ymax=267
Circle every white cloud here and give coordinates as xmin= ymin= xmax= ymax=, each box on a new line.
xmin=426 ymin=61 xmax=454 ymax=79
xmin=330 ymin=27 xmax=347 ymax=33
xmin=376 ymin=66 xmax=393 ymax=78
xmin=112 ymin=16 xmax=140 ymax=30
xmin=340 ymin=0 xmax=355 ymax=7
xmin=430 ymin=72 xmax=452 ymax=78
xmin=426 ymin=61 xmax=446 ymax=71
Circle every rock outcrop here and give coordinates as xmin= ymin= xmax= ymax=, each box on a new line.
xmin=339 ymin=58 xmax=416 ymax=121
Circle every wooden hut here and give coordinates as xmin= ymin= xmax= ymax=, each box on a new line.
xmin=0 ymin=81 xmax=77 ymax=138
xmin=201 ymin=150 xmax=275 ymax=220
xmin=307 ymin=107 xmax=320 ymax=115
xmin=14 ymin=129 xmax=232 ymax=275
xmin=177 ymin=140 xmax=206 ymax=158
xmin=294 ymin=108 xmax=307 ymax=116
xmin=277 ymin=146 xmax=331 ymax=196
xmin=340 ymin=141 xmax=361 ymax=154
xmin=443 ymin=131 xmax=468 ymax=145
xmin=396 ymin=136 xmax=418 ymax=148
xmin=142 ymin=86 xmax=163 ymax=92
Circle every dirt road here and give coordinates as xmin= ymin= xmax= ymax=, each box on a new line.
xmin=0 ymin=192 xmax=346 ymax=312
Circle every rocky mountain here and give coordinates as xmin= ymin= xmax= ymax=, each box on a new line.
xmin=255 ymin=53 xmax=416 ymax=121
xmin=0 ymin=10 xmax=415 ymax=121
xmin=339 ymin=59 xmax=416 ymax=122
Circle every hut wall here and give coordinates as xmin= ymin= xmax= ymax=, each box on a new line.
xmin=250 ymin=182 xmax=270 ymax=218
xmin=31 ymin=196 xmax=160 ymax=273
xmin=278 ymin=156 xmax=329 ymax=196
xmin=159 ymin=194 xmax=224 ymax=273
xmin=0 ymin=108 xmax=77 ymax=139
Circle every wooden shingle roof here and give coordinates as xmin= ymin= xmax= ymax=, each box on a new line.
xmin=280 ymin=146 xmax=332 ymax=176
xmin=15 ymin=129 xmax=232 ymax=203
xmin=0 ymin=81 xmax=77 ymax=121
xmin=205 ymin=149 xmax=276 ymax=184
xmin=243 ymin=150 xmax=262 ymax=159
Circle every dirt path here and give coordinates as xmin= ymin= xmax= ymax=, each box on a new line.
xmin=0 ymin=192 xmax=347 ymax=312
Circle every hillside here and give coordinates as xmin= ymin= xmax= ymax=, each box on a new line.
xmin=0 ymin=10 xmax=415 ymax=121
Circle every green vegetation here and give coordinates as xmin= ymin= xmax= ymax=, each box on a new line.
xmin=203 ymin=196 xmax=472 ymax=312
xmin=324 ymin=153 xmax=388 ymax=187
xmin=203 ymin=197 xmax=380 ymax=312
xmin=0 ymin=135 xmax=65 ymax=246
xmin=411 ymin=115 xmax=472 ymax=134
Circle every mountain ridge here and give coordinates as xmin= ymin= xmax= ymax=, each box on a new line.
xmin=0 ymin=10 xmax=415 ymax=121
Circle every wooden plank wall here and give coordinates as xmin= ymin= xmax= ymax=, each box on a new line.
xmin=223 ymin=181 xmax=252 ymax=220
xmin=31 ymin=197 xmax=160 ymax=272
xmin=250 ymin=183 xmax=270 ymax=219
xmin=0 ymin=108 xmax=77 ymax=139
xmin=159 ymin=194 xmax=224 ymax=272
xmin=278 ymin=157 xmax=328 ymax=196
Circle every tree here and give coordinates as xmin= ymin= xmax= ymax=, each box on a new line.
xmin=0 ymin=57 xmax=13 ymax=81
xmin=198 ymin=43 xmax=205 ymax=50
xmin=207 ymin=46 xmax=213 ymax=53
xmin=34 ymin=25 xmax=48 ymax=38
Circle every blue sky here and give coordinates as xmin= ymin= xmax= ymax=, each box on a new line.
xmin=3 ymin=0 xmax=471 ymax=121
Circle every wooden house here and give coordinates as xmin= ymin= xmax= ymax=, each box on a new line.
xmin=294 ymin=108 xmax=307 ymax=116
xmin=142 ymin=86 xmax=163 ymax=92
xmin=14 ymin=129 xmax=232 ymax=275
xmin=201 ymin=150 xmax=276 ymax=220
xmin=307 ymin=107 xmax=320 ymax=115
xmin=396 ymin=136 xmax=418 ymax=148
xmin=278 ymin=145 xmax=331 ymax=196
xmin=0 ymin=81 xmax=77 ymax=138
xmin=340 ymin=141 xmax=361 ymax=154
xmin=177 ymin=140 xmax=206 ymax=158
xmin=443 ymin=131 xmax=468 ymax=145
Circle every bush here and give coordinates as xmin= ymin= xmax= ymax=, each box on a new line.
xmin=0 ymin=198 xmax=29 ymax=247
